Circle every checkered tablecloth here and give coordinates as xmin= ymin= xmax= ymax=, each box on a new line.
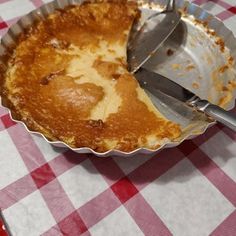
xmin=1 ymin=0 xmax=236 ymax=235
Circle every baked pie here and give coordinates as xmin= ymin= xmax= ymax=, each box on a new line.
xmin=1 ymin=1 xmax=181 ymax=152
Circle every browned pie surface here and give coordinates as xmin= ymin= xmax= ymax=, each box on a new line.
xmin=2 ymin=0 xmax=181 ymax=152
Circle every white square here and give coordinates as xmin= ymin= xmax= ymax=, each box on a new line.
xmin=200 ymin=131 xmax=236 ymax=182
xmin=0 ymin=106 xmax=8 ymax=116
xmin=43 ymin=0 xmax=54 ymax=3
xmin=224 ymin=16 xmax=236 ymax=37
xmin=3 ymin=190 xmax=56 ymax=236
xmin=32 ymin=134 xmax=65 ymax=162
xmin=201 ymin=2 xmax=225 ymax=15
xmin=58 ymin=159 xmax=108 ymax=209
xmin=0 ymin=0 xmax=35 ymax=21
xmin=114 ymin=154 xmax=154 ymax=175
xmin=141 ymin=159 xmax=234 ymax=236
xmin=0 ymin=130 xmax=28 ymax=189
xmin=223 ymin=0 xmax=236 ymax=5
xmin=0 ymin=119 xmax=4 ymax=131
xmin=90 ymin=206 xmax=144 ymax=236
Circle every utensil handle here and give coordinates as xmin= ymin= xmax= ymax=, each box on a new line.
xmin=204 ymin=104 xmax=236 ymax=131
xmin=166 ymin=0 xmax=175 ymax=11
xmin=189 ymin=97 xmax=236 ymax=132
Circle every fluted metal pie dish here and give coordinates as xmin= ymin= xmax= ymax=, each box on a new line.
xmin=0 ymin=0 xmax=236 ymax=157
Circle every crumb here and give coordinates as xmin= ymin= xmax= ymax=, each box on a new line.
xmin=218 ymin=65 xmax=229 ymax=73
xmin=172 ymin=64 xmax=181 ymax=70
xmin=202 ymin=21 xmax=208 ymax=27
xmin=215 ymin=38 xmax=225 ymax=53
xmin=192 ymin=82 xmax=199 ymax=89
xmin=218 ymin=94 xmax=231 ymax=108
xmin=166 ymin=49 xmax=174 ymax=56
xmin=185 ymin=64 xmax=195 ymax=71
xmin=194 ymin=19 xmax=208 ymax=27
xmin=206 ymin=29 xmax=216 ymax=36
xmin=222 ymin=86 xmax=229 ymax=91
xmin=228 ymin=80 xmax=236 ymax=88
xmin=228 ymin=56 xmax=234 ymax=66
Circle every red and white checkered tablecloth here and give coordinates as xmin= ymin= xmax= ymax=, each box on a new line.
xmin=1 ymin=0 xmax=236 ymax=235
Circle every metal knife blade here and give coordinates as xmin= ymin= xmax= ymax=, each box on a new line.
xmin=128 ymin=9 xmax=181 ymax=73
xmin=135 ymin=68 xmax=236 ymax=132
xmin=135 ymin=68 xmax=195 ymax=103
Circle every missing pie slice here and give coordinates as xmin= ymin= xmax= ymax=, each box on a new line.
xmin=2 ymin=0 xmax=181 ymax=152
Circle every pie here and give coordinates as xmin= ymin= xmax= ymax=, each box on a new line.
xmin=1 ymin=0 xmax=181 ymax=152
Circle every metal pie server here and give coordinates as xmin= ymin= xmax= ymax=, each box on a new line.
xmin=128 ymin=0 xmax=181 ymax=73
xmin=135 ymin=68 xmax=236 ymax=132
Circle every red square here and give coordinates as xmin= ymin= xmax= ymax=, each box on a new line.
xmin=0 ymin=218 xmax=7 ymax=236
xmin=31 ymin=163 xmax=56 ymax=189
xmin=111 ymin=177 xmax=138 ymax=203
xmin=1 ymin=114 xmax=16 ymax=129
xmin=58 ymin=211 xmax=88 ymax=235
xmin=178 ymin=140 xmax=198 ymax=156
xmin=216 ymin=123 xmax=224 ymax=130
xmin=228 ymin=7 xmax=236 ymax=14
xmin=0 ymin=21 xmax=7 ymax=30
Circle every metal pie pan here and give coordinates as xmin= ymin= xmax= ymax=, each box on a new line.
xmin=0 ymin=0 xmax=236 ymax=157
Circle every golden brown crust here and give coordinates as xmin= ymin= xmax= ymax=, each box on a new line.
xmin=2 ymin=0 xmax=181 ymax=152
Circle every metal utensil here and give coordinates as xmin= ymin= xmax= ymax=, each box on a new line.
xmin=135 ymin=68 xmax=236 ymax=132
xmin=128 ymin=0 xmax=181 ymax=73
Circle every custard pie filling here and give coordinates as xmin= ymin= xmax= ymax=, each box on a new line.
xmin=2 ymin=1 xmax=181 ymax=152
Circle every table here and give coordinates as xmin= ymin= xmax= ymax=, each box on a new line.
xmin=0 ymin=0 xmax=236 ymax=235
